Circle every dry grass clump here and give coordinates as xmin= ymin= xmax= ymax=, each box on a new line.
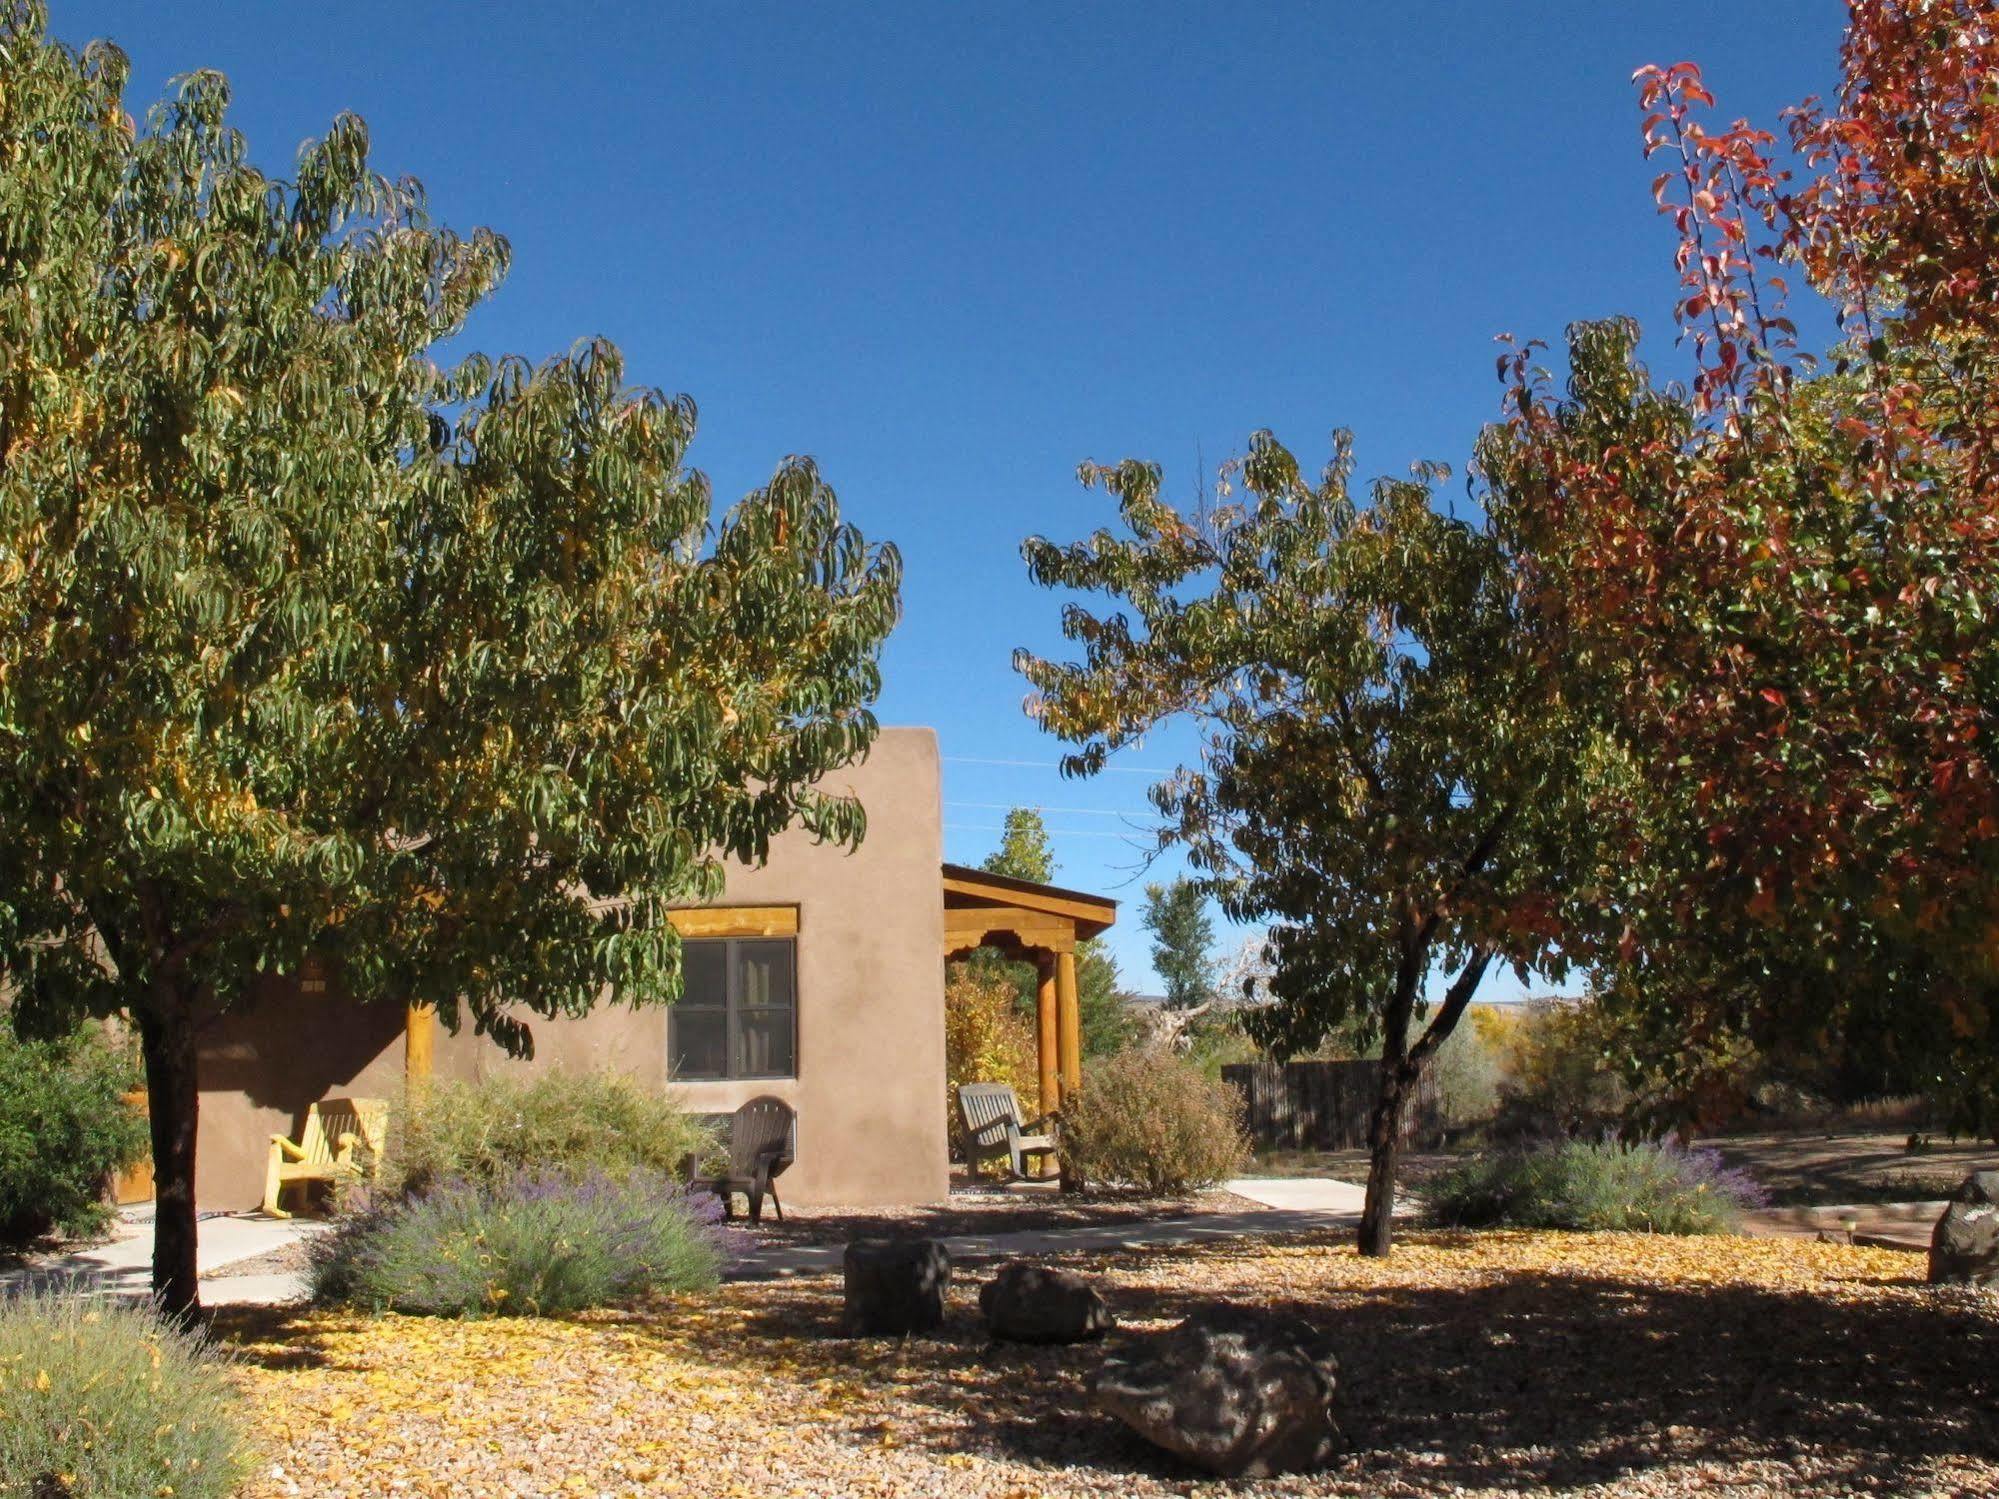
xmin=309 ymin=1169 xmax=728 ymax=1318
xmin=1426 ymin=1135 xmax=1767 ymax=1234
xmin=0 ymin=1289 xmax=248 ymax=1499
xmin=1060 ymin=1047 xmax=1251 ymax=1194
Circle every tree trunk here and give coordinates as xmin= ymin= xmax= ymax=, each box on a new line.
xmin=1356 ymin=945 xmax=1495 ymax=1259
xmin=136 ymin=994 xmax=202 ymax=1320
xmin=1358 ymin=1061 xmax=1408 ymax=1257
xmin=1359 ymin=947 xmax=1420 ymax=1258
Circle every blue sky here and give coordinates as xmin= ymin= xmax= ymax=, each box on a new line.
xmin=64 ymin=2 xmax=1841 ymax=996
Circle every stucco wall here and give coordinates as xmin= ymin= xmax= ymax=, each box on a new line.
xmin=191 ymin=976 xmax=408 ymax=1215
xmin=192 ymin=727 xmax=948 ymax=1210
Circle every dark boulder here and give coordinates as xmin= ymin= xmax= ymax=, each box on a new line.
xmin=1929 ymin=1171 xmax=1999 ymax=1288
xmin=842 ymin=1238 xmax=951 ymax=1336
xmin=979 ymin=1260 xmax=1114 ymax=1344
xmin=1090 ymin=1307 xmax=1341 ymax=1477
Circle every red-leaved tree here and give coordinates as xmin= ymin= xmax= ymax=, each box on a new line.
xmin=1481 ymin=2 xmax=1999 ymax=1118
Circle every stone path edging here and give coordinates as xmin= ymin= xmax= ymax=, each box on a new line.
xmin=729 ymin=1205 xmax=1365 ymax=1281
xmin=1740 ymin=1200 xmax=1946 ymax=1253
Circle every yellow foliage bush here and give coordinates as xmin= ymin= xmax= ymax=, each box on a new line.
xmin=943 ymin=964 xmax=1039 ymax=1167
xmin=1059 ymin=1047 xmax=1250 ymax=1194
xmin=1469 ymin=1002 xmax=1532 ymax=1062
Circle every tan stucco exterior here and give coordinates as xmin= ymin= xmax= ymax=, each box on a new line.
xmin=191 ymin=727 xmax=949 ymax=1210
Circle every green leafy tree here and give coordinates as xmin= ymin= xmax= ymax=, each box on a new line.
xmin=1020 ymin=438 xmax=1592 ymax=1253
xmin=973 ymin=805 xmax=1136 ymax=1057
xmin=1076 ymin=937 xmax=1138 ymax=1058
xmin=980 ymin=807 xmax=1055 ymax=884
xmin=963 ymin=809 xmax=1049 ymax=1019
xmin=1141 ymin=878 xmax=1216 ymax=1011
xmin=0 ymin=10 xmax=899 ymax=1315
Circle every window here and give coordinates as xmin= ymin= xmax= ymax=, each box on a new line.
xmin=669 ymin=937 xmax=796 ymax=1080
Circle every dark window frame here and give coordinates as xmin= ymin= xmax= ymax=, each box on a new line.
xmin=669 ymin=936 xmax=798 ymax=1081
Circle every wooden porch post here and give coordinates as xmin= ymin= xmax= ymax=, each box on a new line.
xmin=405 ymin=1003 xmax=435 ymax=1085
xmin=1055 ymin=947 xmax=1084 ymax=1194
xmin=1056 ymin=948 xmax=1081 ymax=1099
xmin=1035 ymin=953 xmax=1060 ymax=1116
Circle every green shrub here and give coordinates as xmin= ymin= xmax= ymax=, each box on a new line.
xmin=1425 ymin=1136 xmax=1768 ymax=1235
xmin=1060 ymin=1047 xmax=1250 ymax=1195
xmin=1429 ymin=1022 xmax=1502 ymax=1134
xmin=0 ymin=1289 xmax=248 ymax=1498
xmin=0 ymin=1022 xmax=148 ymax=1245
xmin=310 ymin=1168 xmax=727 ymax=1317
xmin=384 ymin=1068 xmax=713 ymax=1198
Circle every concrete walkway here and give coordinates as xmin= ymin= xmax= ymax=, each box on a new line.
xmin=1225 ymin=1176 xmax=1368 ymax=1212
xmin=3 ymin=1178 xmax=1371 ymax=1302
xmin=0 ymin=1210 xmax=322 ymax=1307
xmin=8 ymin=1178 xmax=1940 ymax=1304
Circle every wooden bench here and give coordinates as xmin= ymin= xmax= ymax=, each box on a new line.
xmin=263 ymin=1097 xmax=388 ymax=1218
xmin=957 ymin=1082 xmax=1058 ymax=1181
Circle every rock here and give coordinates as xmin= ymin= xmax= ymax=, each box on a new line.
xmin=842 ymin=1238 xmax=950 ymax=1336
xmin=979 ymin=1261 xmax=1114 ymax=1344
xmin=1929 ymin=1171 xmax=1999 ymax=1287
xmin=1090 ymin=1307 xmax=1341 ymax=1477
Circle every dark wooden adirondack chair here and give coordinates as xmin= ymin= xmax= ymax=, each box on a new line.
xmin=957 ymin=1082 xmax=1058 ymax=1181
xmin=688 ymin=1095 xmax=796 ymax=1223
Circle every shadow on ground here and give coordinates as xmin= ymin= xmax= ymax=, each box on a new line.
xmin=1709 ymin=1129 xmax=1996 ymax=1206
xmin=748 ymin=1192 xmax=1230 ymax=1247
xmin=214 ymin=1305 xmax=336 ymax=1372
xmin=641 ymin=1242 xmax=1998 ymax=1493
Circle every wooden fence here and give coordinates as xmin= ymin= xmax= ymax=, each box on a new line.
xmin=1222 ymin=1059 xmax=1438 ymax=1152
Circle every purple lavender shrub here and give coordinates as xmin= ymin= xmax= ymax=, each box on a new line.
xmin=310 ymin=1168 xmax=729 ymax=1316
xmin=1425 ymin=1133 xmax=1766 ymax=1234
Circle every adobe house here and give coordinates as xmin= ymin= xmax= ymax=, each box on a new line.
xmin=186 ymin=727 xmax=1116 ymax=1210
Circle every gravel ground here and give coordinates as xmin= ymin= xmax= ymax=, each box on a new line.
xmin=220 ymin=1228 xmax=1998 ymax=1497
xmin=1705 ymin=1130 xmax=1997 ymax=1206
xmin=202 ymin=1240 xmax=313 ymax=1280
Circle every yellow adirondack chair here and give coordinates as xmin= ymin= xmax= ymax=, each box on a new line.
xmin=263 ymin=1097 xmax=388 ymax=1218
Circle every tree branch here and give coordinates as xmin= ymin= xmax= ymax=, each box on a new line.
xmin=1406 ymin=945 xmax=1496 ymax=1076
xmin=1328 ymin=692 xmax=1388 ymax=801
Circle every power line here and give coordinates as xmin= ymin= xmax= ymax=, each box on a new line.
xmin=946 ymin=800 xmax=1150 ymax=819
xmin=942 ymin=754 xmax=1177 ymax=777
xmin=945 ymin=823 xmax=1151 ymax=841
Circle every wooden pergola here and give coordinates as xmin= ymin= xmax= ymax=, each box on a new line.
xmin=942 ymin=862 xmax=1117 ymax=1115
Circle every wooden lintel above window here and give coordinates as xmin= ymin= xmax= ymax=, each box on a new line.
xmin=667 ymin=905 xmax=800 ymax=940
